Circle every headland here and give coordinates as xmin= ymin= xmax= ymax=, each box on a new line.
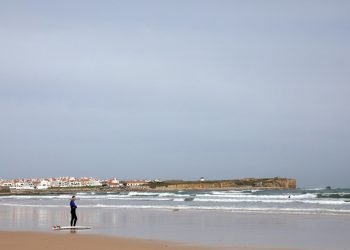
xmin=146 ymin=177 xmax=296 ymax=190
xmin=0 ymin=177 xmax=296 ymax=195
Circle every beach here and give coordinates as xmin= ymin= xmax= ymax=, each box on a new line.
xmin=1 ymin=189 xmax=350 ymax=250
xmin=0 ymin=231 xmax=212 ymax=250
xmin=1 ymin=209 xmax=349 ymax=250
xmin=0 ymin=231 xmax=305 ymax=250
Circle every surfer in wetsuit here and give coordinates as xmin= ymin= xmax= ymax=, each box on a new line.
xmin=70 ymin=195 xmax=78 ymax=227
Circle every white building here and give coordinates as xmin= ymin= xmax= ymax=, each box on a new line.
xmin=0 ymin=182 xmax=14 ymax=187
xmin=36 ymin=180 xmax=51 ymax=189
xmin=12 ymin=181 xmax=34 ymax=190
xmin=69 ymin=180 xmax=82 ymax=187
xmin=86 ymin=179 xmax=102 ymax=187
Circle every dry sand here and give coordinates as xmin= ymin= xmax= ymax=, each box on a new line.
xmin=0 ymin=231 xmax=299 ymax=250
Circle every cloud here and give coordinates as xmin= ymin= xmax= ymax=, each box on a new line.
xmin=0 ymin=1 xmax=349 ymax=186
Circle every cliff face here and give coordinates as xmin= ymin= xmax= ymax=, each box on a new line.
xmin=147 ymin=178 xmax=296 ymax=190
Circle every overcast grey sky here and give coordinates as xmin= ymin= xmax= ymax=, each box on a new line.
xmin=1 ymin=1 xmax=349 ymax=187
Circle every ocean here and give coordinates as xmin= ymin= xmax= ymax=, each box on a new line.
xmin=1 ymin=188 xmax=349 ymax=215
xmin=1 ymin=188 xmax=350 ymax=249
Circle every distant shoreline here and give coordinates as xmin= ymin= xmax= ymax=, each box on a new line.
xmin=0 ymin=177 xmax=296 ymax=196
xmin=0 ymin=186 xmax=296 ymax=196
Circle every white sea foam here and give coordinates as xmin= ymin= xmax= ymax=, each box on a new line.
xmin=127 ymin=192 xmax=160 ymax=196
xmin=193 ymin=198 xmax=346 ymax=205
xmin=173 ymin=198 xmax=185 ymax=202
xmin=158 ymin=192 xmax=176 ymax=197
xmin=303 ymin=188 xmax=325 ymax=191
xmin=211 ymin=191 xmax=246 ymax=195
xmin=0 ymin=195 xmax=71 ymax=199
xmin=196 ymin=193 xmax=317 ymax=200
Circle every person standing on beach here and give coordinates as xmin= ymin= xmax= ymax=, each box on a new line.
xmin=70 ymin=195 xmax=78 ymax=227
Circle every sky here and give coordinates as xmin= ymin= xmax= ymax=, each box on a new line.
xmin=0 ymin=1 xmax=349 ymax=188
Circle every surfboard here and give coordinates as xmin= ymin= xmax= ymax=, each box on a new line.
xmin=52 ymin=225 xmax=92 ymax=230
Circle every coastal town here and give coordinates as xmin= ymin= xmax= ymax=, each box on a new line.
xmin=0 ymin=176 xmax=157 ymax=191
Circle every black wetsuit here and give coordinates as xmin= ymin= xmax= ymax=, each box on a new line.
xmin=70 ymin=200 xmax=77 ymax=226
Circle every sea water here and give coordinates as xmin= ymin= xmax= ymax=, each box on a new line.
xmin=1 ymin=188 xmax=350 ymax=249
xmin=1 ymin=188 xmax=349 ymax=215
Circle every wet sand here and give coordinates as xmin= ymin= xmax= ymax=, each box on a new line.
xmin=0 ymin=231 xmax=297 ymax=250
xmin=1 ymin=205 xmax=349 ymax=249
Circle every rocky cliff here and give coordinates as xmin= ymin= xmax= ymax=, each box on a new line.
xmin=146 ymin=178 xmax=296 ymax=190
